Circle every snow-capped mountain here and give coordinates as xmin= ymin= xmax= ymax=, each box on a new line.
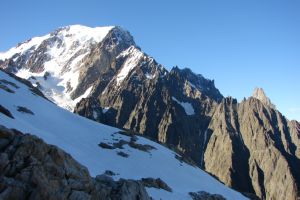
xmin=0 ymin=69 xmax=247 ymax=199
xmin=1 ymin=25 xmax=300 ymax=200
xmin=0 ymin=25 xmax=134 ymax=110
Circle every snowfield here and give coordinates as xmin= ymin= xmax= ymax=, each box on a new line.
xmin=0 ymin=70 xmax=247 ymax=200
xmin=0 ymin=25 xmax=114 ymax=111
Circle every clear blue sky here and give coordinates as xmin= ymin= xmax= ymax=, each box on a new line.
xmin=1 ymin=0 xmax=300 ymax=120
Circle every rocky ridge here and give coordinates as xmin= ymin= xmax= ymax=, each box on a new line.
xmin=252 ymin=87 xmax=276 ymax=109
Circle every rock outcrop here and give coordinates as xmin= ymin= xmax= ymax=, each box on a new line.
xmin=204 ymin=97 xmax=300 ymax=200
xmin=252 ymin=88 xmax=276 ymax=109
xmin=189 ymin=191 xmax=226 ymax=200
xmin=0 ymin=125 xmax=151 ymax=200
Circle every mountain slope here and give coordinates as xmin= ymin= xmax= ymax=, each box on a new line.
xmin=204 ymin=96 xmax=300 ymax=199
xmin=1 ymin=25 xmax=300 ymax=199
xmin=0 ymin=25 xmax=134 ymax=110
xmin=0 ymin=70 xmax=247 ymax=199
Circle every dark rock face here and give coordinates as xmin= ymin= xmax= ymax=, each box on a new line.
xmin=204 ymin=97 xmax=300 ymax=200
xmin=74 ymin=52 xmax=221 ymax=165
xmin=0 ymin=125 xmax=151 ymax=200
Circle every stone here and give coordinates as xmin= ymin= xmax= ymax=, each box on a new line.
xmin=0 ymin=125 xmax=151 ymax=200
xmin=189 ymin=191 xmax=226 ymax=200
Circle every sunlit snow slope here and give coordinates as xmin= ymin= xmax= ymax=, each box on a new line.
xmin=0 ymin=25 xmax=113 ymax=110
xmin=0 ymin=70 xmax=247 ymax=200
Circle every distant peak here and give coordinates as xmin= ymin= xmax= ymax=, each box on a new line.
xmin=252 ymin=87 xmax=276 ymax=109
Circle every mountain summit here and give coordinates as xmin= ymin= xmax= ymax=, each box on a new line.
xmin=0 ymin=25 xmax=135 ymax=110
xmin=252 ymin=87 xmax=276 ymax=109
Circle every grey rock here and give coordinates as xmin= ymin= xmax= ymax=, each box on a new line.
xmin=204 ymin=97 xmax=300 ymax=200
xmin=252 ymin=88 xmax=276 ymax=109
xmin=0 ymin=105 xmax=14 ymax=119
xmin=0 ymin=125 xmax=151 ymax=200
xmin=189 ymin=191 xmax=226 ymax=200
xmin=141 ymin=177 xmax=172 ymax=192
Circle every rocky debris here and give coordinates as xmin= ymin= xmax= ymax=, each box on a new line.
xmin=0 ymin=79 xmax=19 ymax=93
xmin=0 ymin=84 xmax=15 ymax=93
xmin=99 ymin=142 xmax=115 ymax=149
xmin=0 ymin=79 xmax=19 ymax=89
xmin=0 ymin=105 xmax=14 ymax=119
xmin=117 ymin=151 xmax=129 ymax=158
xmin=174 ymin=154 xmax=197 ymax=167
xmin=17 ymin=106 xmax=34 ymax=115
xmin=104 ymin=170 xmax=117 ymax=176
xmin=141 ymin=178 xmax=172 ymax=192
xmin=128 ymin=140 xmax=156 ymax=153
xmin=98 ymin=134 xmax=156 ymax=154
xmin=0 ymin=125 xmax=151 ymax=200
xmin=189 ymin=191 xmax=226 ymax=200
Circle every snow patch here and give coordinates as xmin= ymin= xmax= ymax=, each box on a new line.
xmin=145 ymin=73 xmax=155 ymax=79
xmin=102 ymin=107 xmax=110 ymax=114
xmin=93 ymin=111 xmax=98 ymax=119
xmin=73 ymin=86 xmax=93 ymax=105
xmin=172 ymin=97 xmax=195 ymax=115
xmin=116 ymin=46 xmax=144 ymax=85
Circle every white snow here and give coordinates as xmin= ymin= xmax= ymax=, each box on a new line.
xmin=73 ymin=86 xmax=93 ymax=105
xmin=1 ymin=25 xmax=114 ymax=111
xmin=172 ymin=97 xmax=195 ymax=115
xmin=93 ymin=111 xmax=98 ymax=119
xmin=116 ymin=46 xmax=144 ymax=85
xmin=102 ymin=107 xmax=110 ymax=114
xmin=145 ymin=73 xmax=155 ymax=79
xmin=0 ymin=70 xmax=247 ymax=200
xmin=0 ymin=34 xmax=50 ymax=60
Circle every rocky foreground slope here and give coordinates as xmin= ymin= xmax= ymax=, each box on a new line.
xmin=0 ymin=126 xmax=151 ymax=200
xmin=1 ymin=25 xmax=300 ymax=199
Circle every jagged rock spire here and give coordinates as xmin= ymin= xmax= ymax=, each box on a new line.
xmin=252 ymin=87 xmax=276 ymax=109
